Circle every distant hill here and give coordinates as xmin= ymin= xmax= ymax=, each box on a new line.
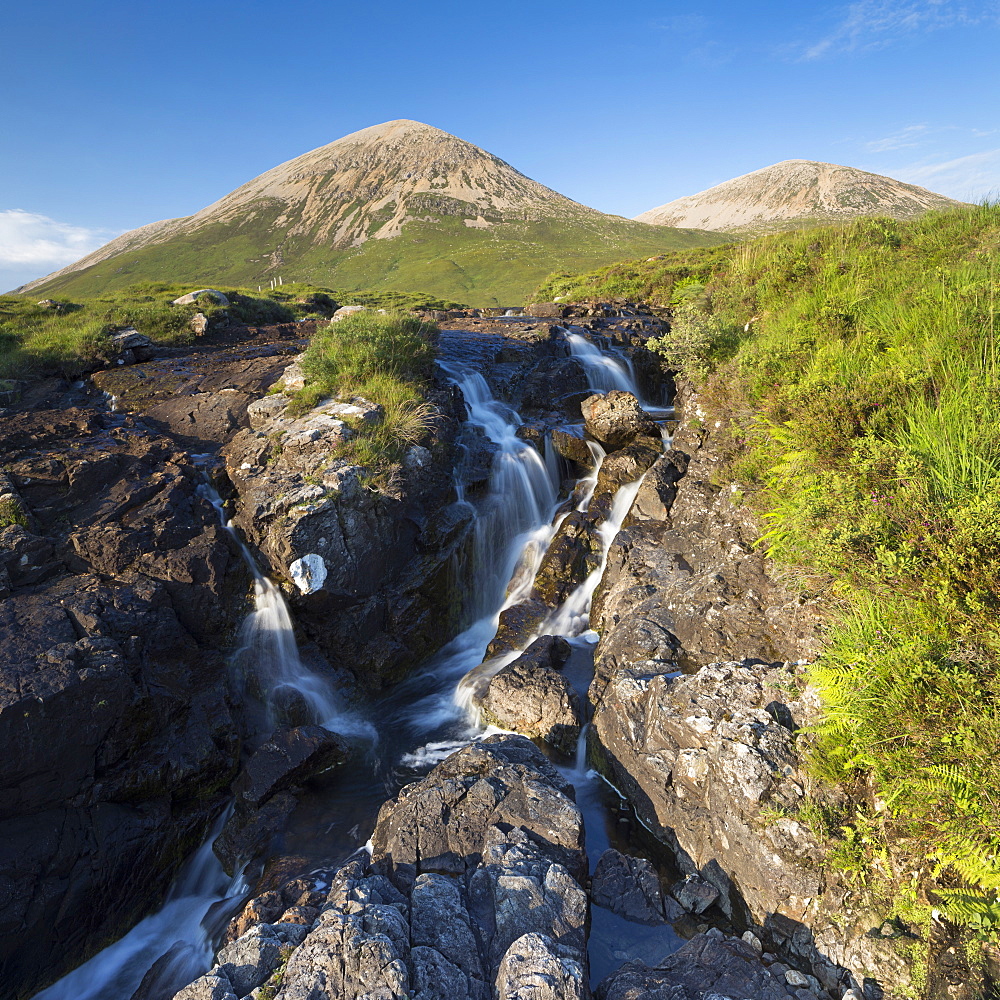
xmin=21 ymin=120 xmax=727 ymax=306
xmin=635 ymin=159 xmax=966 ymax=236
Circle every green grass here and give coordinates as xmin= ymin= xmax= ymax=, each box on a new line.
xmin=290 ymin=311 xmax=439 ymax=480
xmin=0 ymin=281 xmax=461 ymax=380
xmin=551 ymin=203 xmax=1000 ymax=939
xmin=28 ymin=209 xmax=730 ymax=308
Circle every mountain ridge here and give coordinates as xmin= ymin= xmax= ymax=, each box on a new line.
xmin=635 ymin=159 xmax=965 ymax=236
xmin=20 ymin=120 xmax=724 ymax=304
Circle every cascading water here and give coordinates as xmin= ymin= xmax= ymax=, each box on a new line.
xmin=34 ymin=333 xmax=670 ymax=1000
xmin=565 ymin=330 xmax=637 ymax=394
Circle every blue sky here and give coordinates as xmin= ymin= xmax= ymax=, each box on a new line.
xmin=2 ymin=0 xmax=998 ymax=290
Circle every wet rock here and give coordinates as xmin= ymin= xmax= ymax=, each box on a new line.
xmin=479 ymin=653 xmax=582 ymax=753
xmin=531 ymin=510 xmax=603 ymax=605
xmin=550 ymin=425 xmax=596 ymax=467
xmin=217 ymin=924 xmax=284 ymax=998
xmin=486 ymin=597 xmax=550 ymax=658
xmin=233 ymin=726 xmax=349 ymax=809
xmin=515 ymin=358 xmax=589 ymax=413
xmin=215 ymin=792 xmax=297 ymax=876
xmin=594 ymin=438 xmax=662 ymax=496
xmin=596 ymin=933 xmax=797 ymax=1000
xmin=581 ymin=390 xmax=659 ymax=451
xmin=591 ymin=848 xmax=676 ymax=925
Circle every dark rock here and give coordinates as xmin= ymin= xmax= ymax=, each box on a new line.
xmin=531 ymin=510 xmax=603 ymax=606
xmin=514 ymin=358 xmax=589 ymax=413
xmin=591 ymin=848 xmax=672 ymax=925
xmin=214 ymin=792 xmax=297 ymax=876
xmin=109 ymin=328 xmax=156 ymax=364
xmin=486 ymin=597 xmax=550 ymax=658
xmin=596 ymin=933 xmax=797 ymax=1000
xmin=550 ymin=426 xmax=596 ymax=467
xmin=233 ymin=726 xmax=349 ymax=809
xmin=525 ymin=302 xmax=569 ymax=319
xmin=581 ymin=390 xmax=660 ymax=451
xmin=671 ymin=873 xmax=721 ymax=914
xmin=594 ymin=438 xmax=662 ymax=496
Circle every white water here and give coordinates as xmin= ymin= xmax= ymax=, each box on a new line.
xmin=33 ymin=338 xmax=661 ymax=1000
xmin=32 ymin=815 xmax=246 ymax=1000
xmin=199 ymin=478 xmax=371 ymax=739
xmin=565 ymin=331 xmax=636 ymax=394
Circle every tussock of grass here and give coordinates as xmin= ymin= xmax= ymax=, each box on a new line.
xmin=550 ymin=202 xmax=1000 ymax=938
xmin=292 ymin=312 xmax=439 ymax=482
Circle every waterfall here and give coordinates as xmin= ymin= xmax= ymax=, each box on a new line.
xmin=198 ymin=478 xmax=370 ymax=738
xmin=31 ymin=814 xmax=246 ymax=1000
xmin=565 ymin=331 xmax=637 ymax=394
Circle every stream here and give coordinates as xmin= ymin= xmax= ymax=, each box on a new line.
xmin=33 ymin=328 xmax=686 ymax=1000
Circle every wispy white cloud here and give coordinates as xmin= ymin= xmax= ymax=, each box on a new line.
xmin=866 ymin=123 xmax=930 ymax=152
xmin=896 ymin=148 xmax=1000 ymax=200
xmin=0 ymin=209 xmax=117 ymax=269
xmin=798 ymin=0 xmax=1000 ymax=60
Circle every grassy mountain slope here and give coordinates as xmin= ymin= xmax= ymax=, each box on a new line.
xmin=635 ymin=159 xmax=965 ymax=237
xmin=543 ymin=204 xmax=1000 ymax=944
xmin=22 ymin=120 xmax=727 ymax=306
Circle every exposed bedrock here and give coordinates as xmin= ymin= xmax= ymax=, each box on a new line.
xmin=221 ymin=363 xmax=477 ymax=691
xmin=172 ymin=735 xmax=591 ymax=1000
xmin=588 ymin=385 xmax=916 ymax=995
xmin=0 ymin=381 xmax=247 ymax=998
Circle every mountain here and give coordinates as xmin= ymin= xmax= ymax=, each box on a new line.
xmin=635 ymin=159 xmax=965 ymax=236
xmin=21 ymin=120 xmax=727 ymax=305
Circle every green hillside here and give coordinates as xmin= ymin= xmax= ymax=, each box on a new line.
xmin=544 ymin=203 xmax=1000 ymax=946
xmin=30 ymin=210 xmax=727 ymax=307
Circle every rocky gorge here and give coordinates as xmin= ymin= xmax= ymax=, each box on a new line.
xmin=0 ymin=303 xmax=951 ymax=1000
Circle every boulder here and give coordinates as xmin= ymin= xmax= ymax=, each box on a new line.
xmin=191 ymin=312 xmax=210 ymax=335
xmin=172 ymin=289 xmax=230 ymax=307
xmin=232 ymin=726 xmax=349 ymax=809
xmin=671 ymin=873 xmax=720 ymax=915
xmin=550 ymin=426 xmax=596 ymax=467
xmin=108 ymin=327 xmax=156 ymax=364
xmin=479 ymin=651 xmax=582 ymax=753
xmin=591 ymin=849 xmax=677 ymax=925
xmin=485 ymin=597 xmax=550 ymax=658
xmin=595 ymin=933 xmax=798 ymax=1000
xmin=594 ymin=438 xmax=662 ymax=496
xmin=525 ymin=302 xmax=569 ymax=319
xmin=332 ymin=305 xmax=367 ymax=321
xmin=581 ymin=391 xmax=659 ymax=451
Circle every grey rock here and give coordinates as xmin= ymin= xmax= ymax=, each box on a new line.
xmin=410 ymin=873 xmax=485 ymax=982
xmin=217 ymin=925 xmax=283 ymax=998
xmin=495 ymin=933 xmax=586 ymax=1000
xmin=172 ymin=971 xmax=238 ymax=1000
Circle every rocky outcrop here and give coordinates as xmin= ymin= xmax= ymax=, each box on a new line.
xmin=173 ymin=736 xmax=590 ymax=1000
xmin=588 ymin=387 xmax=915 ymax=995
xmin=0 ymin=381 xmax=246 ymax=997
xmin=221 ymin=366 xmax=473 ymax=690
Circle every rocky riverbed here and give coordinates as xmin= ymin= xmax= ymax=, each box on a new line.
xmin=1 ymin=305 xmax=950 ymax=1000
